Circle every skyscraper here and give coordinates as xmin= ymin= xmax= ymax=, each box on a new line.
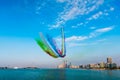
xmin=57 ymin=60 xmax=67 ymax=68
xmin=107 ymin=57 xmax=112 ymax=64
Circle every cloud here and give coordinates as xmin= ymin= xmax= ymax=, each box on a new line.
xmin=66 ymin=36 xmax=88 ymax=42
xmin=71 ymin=22 xmax=84 ymax=28
xmin=87 ymin=6 xmax=115 ymax=21
xmin=51 ymin=0 xmax=104 ymax=28
xmin=87 ymin=11 xmax=103 ymax=20
xmin=55 ymin=35 xmax=88 ymax=42
xmin=103 ymin=7 xmax=114 ymax=16
xmin=69 ymin=26 xmax=114 ymax=42
xmin=89 ymin=26 xmax=114 ymax=38
xmin=95 ymin=27 xmax=113 ymax=32
xmin=55 ymin=26 xmax=113 ymax=47
xmin=72 ymin=11 xmax=103 ymax=28
xmin=35 ymin=1 xmax=46 ymax=15
xmin=71 ymin=6 xmax=115 ymax=28
xmin=57 ymin=26 xmax=113 ymax=43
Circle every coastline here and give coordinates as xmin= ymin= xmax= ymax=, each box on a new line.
xmin=0 ymin=67 xmax=120 ymax=71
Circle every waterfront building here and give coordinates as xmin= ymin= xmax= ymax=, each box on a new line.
xmin=58 ymin=60 xmax=67 ymax=68
xmin=99 ymin=62 xmax=105 ymax=68
xmin=79 ymin=65 xmax=84 ymax=68
xmin=69 ymin=65 xmax=79 ymax=69
xmin=111 ymin=63 xmax=117 ymax=69
xmin=89 ymin=64 xmax=95 ymax=69
xmin=84 ymin=65 xmax=90 ymax=69
xmin=105 ymin=63 xmax=110 ymax=68
xmin=105 ymin=63 xmax=117 ymax=69
xmin=107 ymin=57 xmax=112 ymax=64
xmin=67 ymin=62 xmax=72 ymax=68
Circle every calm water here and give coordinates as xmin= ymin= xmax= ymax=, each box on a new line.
xmin=0 ymin=69 xmax=120 ymax=80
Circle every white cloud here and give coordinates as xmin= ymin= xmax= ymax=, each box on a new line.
xmin=87 ymin=6 xmax=115 ymax=22
xmin=71 ymin=6 xmax=115 ymax=28
xmin=55 ymin=35 xmax=88 ymax=43
xmin=55 ymin=26 xmax=113 ymax=47
xmin=89 ymin=26 xmax=114 ymax=38
xmin=72 ymin=22 xmax=84 ymax=28
xmin=56 ymin=26 xmax=113 ymax=43
xmin=103 ymin=7 xmax=114 ymax=16
xmin=88 ymin=11 xmax=103 ymax=20
xmin=35 ymin=1 xmax=46 ymax=15
xmin=51 ymin=0 xmax=104 ymax=28
xmin=50 ymin=20 xmax=64 ymax=29
xmin=66 ymin=36 xmax=88 ymax=42
xmin=70 ymin=26 xmax=113 ymax=48
xmin=95 ymin=27 xmax=113 ymax=32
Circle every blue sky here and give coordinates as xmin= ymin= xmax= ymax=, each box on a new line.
xmin=0 ymin=0 xmax=120 ymax=68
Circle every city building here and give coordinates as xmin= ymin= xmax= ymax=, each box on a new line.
xmin=79 ymin=65 xmax=84 ymax=68
xmin=105 ymin=57 xmax=117 ymax=69
xmin=67 ymin=62 xmax=72 ymax=68
xmin=57 ymin=57 xmax=119 ymax=70
xmin=58 ymin=60 xmax=67 ymax=68
xmin=107 ymin=57 xmax=112 ymax=64
xmin=89 ymin=64 xmax=95 ymax=69
xmin=69 ymin=65 xmax=79 ymax=69
xmin=99 ymin=62 xmax=105 ymax=68
xmin=111 ymin=63 xmax=117 ymax=69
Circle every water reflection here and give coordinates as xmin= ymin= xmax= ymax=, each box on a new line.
xmin=107 ymin=70 xmax=113 ymax=76
xmin=37 ymin=69 xmax=66 ymax=80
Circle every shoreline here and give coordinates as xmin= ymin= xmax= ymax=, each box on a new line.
xmin=0 ymin=68 xmax=120 ymax=70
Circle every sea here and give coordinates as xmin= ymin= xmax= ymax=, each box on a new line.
xmin=0 ymin=69 xmax=120 ymax=80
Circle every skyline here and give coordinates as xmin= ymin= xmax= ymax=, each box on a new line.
xmin=0 ymin=0 xmax=120 ymax=67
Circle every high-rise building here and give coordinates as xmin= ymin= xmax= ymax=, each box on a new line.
xmin=107 ymin=57 xmax=112 ymax=64
xmin=57 ymin=60 xmax=67 ymax=68
xmin=99 ymin=62 xmax=105 ymax=68
xmin=68 ymin=62 xmax=71 ymax=68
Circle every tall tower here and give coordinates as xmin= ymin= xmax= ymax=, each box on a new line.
xmin=63 ymin=60 xmax=67 ymax=68
xmin=107 ymin=57 xmax=112 ymax=63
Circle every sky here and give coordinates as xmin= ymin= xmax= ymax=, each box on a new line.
xmin=0 ymin=0 xmax=120 ymax=68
